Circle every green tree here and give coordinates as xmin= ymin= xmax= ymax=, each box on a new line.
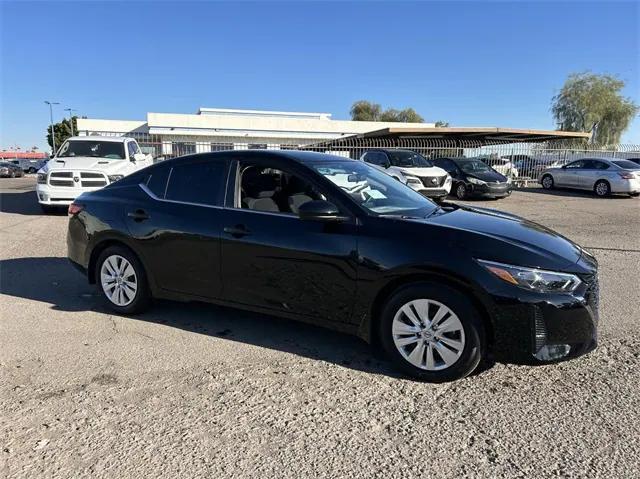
xmin=350 ymin=100 xmax=382 ymax=121
xmin=552 ymin=72 xmax=638 ymax=145
xmin=435 ymin=120 xmax=449 ymax=127
xmin=46 ymin=116 xmax=78 ymax=153
xmin=350 ymin=101 xmax=424 ymax=123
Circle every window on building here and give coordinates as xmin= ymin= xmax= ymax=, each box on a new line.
xmin=248 ymin=143 xmax=268 ymax=150
xmin=211 ymin=142 xmax=234 ymax=152
xmin=165 ymin=161 xmax=227 ymax=206
xmin=172 ymin=142 xmax=196 ymax=157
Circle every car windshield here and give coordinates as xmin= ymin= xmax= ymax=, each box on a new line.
xmin=612 ymin=160 xmax=640 ymax=170
xmin=388 ymin=151 xmax=433 ymax=168
xmin=56 ymin=140 xmax=126 ymax=160
xmin=458 ymin=160 xmax=492 ymax=174
xmin=312 ymin=160 xmax=438 ymax=217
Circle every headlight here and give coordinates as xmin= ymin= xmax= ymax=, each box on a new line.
xmin=404 ymin=175 xmax=422 ymax=186
xmin=478 ymin=259 xmax=581 ymax=293
xmin=108 ymin=174 xmax=124 ymax=183
xmin=37 ymin=173 xmax=48 ymax=184
xmin=467 ymin=177 xmax=487 ymax=185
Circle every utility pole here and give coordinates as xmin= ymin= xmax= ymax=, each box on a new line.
xmin=44 ymin=101 xmax=60 ymax=154
xmin=64 ymin=108 xmax=77 ymax=137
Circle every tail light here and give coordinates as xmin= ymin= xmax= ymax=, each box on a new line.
xmin=68 ymin=203 xmax=84 ymax=215
xmin=618 ymin=171 xmax=636 ymax=180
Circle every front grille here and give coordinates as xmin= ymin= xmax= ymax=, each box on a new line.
xmin=49 ymin=172 xmax=74 ymax=187
xmin=420 ymin=176 xmax=446 ymax=187
xmin=80 ymin=172 xmax=107 ymax=188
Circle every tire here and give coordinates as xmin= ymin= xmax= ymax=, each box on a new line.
xmin=455 ymin=183 xmax=467 ymax=200
xmin=378 ymin=282 xmax=486 ymax=382
xmin=541 ymin=174 xmax=554 ymax=189
xmin=10 ymin=171 xmax=15 ymax=178
xmin=28 ymin=167 xmax=36 ymax=173
xmin=630 ymin=193 xmax=639 ymax=198
xmin=95 ymin=245 xmax=151 ymax=314
xmin=594 ymin=180 xmax=610 ymax=197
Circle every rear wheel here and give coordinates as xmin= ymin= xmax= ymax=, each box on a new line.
xmin=96 ymin=245 xmax=151 ymax=314
xmin=541 ymin=174 xmax=554 ymax=189
xmin=594 ymin=180 xmax=610 ymax=197
xmin=378 ymin=282 xmax=485 ymax=382
xmin=28 ymin=167 xmax=36 ymax=173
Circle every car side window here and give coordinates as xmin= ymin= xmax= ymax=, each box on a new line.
xmin=593 ymin=161 xmax=609 ymax=170
xmin=364 ymin=151 xmax=388 ymax=167
xmin=143 ymin=166 xmax=171 ymax=198
xmin=566 ymin=160 xmax=584 ymax=169
xmin=237 ymin=163 xmax=326 ymax=215
xmin=164 ymin=161 xmax=227 ymax=206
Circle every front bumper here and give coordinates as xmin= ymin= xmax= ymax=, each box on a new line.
xmin=408 ymin=178 xmax=452 ymax=197
xmin=468 ymin=182 xmax=512 ymax=198
xmin=36 ymin=183 xmax=102 ymax=206
xmin=488 ymin=271 xmax=599 ymax=364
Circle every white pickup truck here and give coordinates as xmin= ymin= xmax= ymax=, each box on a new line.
xmin=36 ymin=136 xmax=153 ymax=212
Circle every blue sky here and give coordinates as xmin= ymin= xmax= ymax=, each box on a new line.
xmin=1 ymin=0 xmax=638 ymax=151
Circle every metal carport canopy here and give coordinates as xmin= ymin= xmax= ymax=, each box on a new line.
xmin=350 ymin=127 xmax=591 ymax=143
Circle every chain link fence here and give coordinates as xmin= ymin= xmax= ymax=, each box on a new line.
xmin=90 ymin=131 xmax=640 ymax=186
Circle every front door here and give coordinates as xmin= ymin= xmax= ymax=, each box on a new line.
xmin=219 ymin=157 xmax=359 ymax=324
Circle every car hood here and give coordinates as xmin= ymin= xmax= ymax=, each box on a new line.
xmin=396 ymin=166 xmax=448 ymax=177
xmin=465 ymin=169 xmax=507 ymax=182
xmin=426 ymin=205 xmax=583 ymax=268
xmin=41 ymin=157 xmax=130 ymax=174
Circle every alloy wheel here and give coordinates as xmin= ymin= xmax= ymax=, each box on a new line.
xmin=392 ymin=299 xmax=466 ymax=371
xmin=595 ymin=181 xmax=609 ymax=197
xmin=100 ymin=254 xmax=138 ymax=306
xmin=456 ymin=184 xmax=466 ymax=199
xmin=542 ymin=176 xmax=553 ymax=189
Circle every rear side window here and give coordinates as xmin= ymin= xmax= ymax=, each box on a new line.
xmin=165 ymin=161 xmax=227 ymax=206
xmin=145 ymin=166 xmax=171 ymax=198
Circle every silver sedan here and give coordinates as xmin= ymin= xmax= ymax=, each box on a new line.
xmin=540 ymin=158 xmax=640 ymax=198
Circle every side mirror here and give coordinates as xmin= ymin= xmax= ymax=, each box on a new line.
xmin=133 ymin=153 xmax=146 ymax=162
xmin=298 ymin=200 xmax=348 ymax=223
xmin=383 ymin=161 xmax=391 ymax=169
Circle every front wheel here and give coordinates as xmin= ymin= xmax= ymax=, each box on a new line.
xmin=455 ymin=183 xmax=467 ymax=200
xmin=594 ymin=180 xmax=610 ymax=197
xmin=378 ymin=282 xmax=485 ymax=382
xmin=28 ymin=167 xmax=36 ymax=173
xmin=96 ymin=245 xmax=151 ymax=314
xmin=541 ymin=174 xmax=554 ymax=189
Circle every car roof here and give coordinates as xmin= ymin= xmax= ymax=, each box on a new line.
xmin=156 ymin=149 xmax=357 ymax=168
xmin=65 ymin=136 xmax=133 ymax=143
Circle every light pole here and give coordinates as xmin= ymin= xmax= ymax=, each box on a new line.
xmin=44 ymin=101 xmax=60 ymax=154
xmin=64 ymin=108 xmax=77 ymax=137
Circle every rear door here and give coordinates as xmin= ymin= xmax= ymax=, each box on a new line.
xmin=124 ymin=157 xmax=229 ymax=299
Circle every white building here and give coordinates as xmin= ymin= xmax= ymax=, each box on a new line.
xmin=76 ymin=107 xmax=435 ymax=157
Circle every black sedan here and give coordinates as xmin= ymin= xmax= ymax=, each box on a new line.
xmin=433 ymin=157 xmax=512 ymax=200
xmin=67 ymin=151 xmax=598 ymax=382
xmin=0 ymin=161 xmax=25 ymax=178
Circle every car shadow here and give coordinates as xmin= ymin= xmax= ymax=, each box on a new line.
xmin=0 ymin=190 xmax=66 ymax=215
xmin=0 ymin=256 xmax=404 ymax=378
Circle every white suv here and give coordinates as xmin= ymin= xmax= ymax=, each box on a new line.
xmin=360 ymin=149 xmax=452 ymax=200
xmin=37 ymin=136 xmax=153 ymax=212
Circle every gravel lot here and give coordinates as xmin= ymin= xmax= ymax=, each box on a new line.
xmin=1 ymin=177 xmax=639 ymax=478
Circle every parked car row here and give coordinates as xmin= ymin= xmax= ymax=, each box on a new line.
xmin=5 ymin=158 xmax=48 ymax=173
xmin=0 ymin=161 xmax=26 ymax=178
xmin=359 ymin=149 xmax=513 ymax=201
